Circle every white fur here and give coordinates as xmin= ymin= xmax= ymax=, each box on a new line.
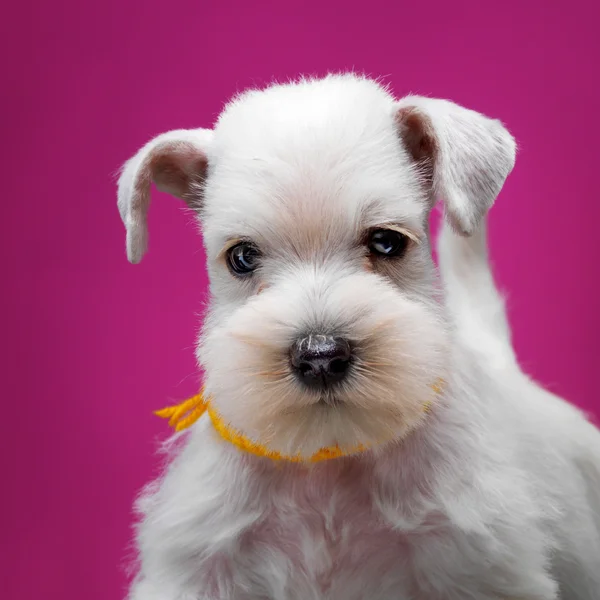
xmin=117 ymin=74 xmax=600 ymax=599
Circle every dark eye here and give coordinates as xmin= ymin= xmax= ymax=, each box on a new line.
xmin=368 ymin=229 xmax=409 ymax=258
xmin=227 ymin=242 xmax=261 ymax=276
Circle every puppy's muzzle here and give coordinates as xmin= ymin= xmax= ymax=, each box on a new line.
xmin=290 ymin=335 xmax=352 ymax=389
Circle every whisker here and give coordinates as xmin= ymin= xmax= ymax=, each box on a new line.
xmin=255 ymin=369 xmax=290 ymax=378
xmin=228 ymin=332 xmax=272 ymax=348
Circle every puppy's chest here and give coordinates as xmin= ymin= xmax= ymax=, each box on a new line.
xmin=238 ymin=466 xmax=417 ymax=599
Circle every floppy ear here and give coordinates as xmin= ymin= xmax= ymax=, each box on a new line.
xmin=117 ymin=128 xmax=213 ymax=263
xmin=395 ymin=97 xmax=516 ymax=235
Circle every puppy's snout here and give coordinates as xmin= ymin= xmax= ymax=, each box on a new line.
xmin=290 ymin=335 xmax=351 ymax=388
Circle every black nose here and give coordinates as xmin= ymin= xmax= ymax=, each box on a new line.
xmin=290 ymin=335 xmax=352 ymax=388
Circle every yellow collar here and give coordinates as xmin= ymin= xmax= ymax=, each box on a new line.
xmin=155 ymin=380 xmax=444 ymax=463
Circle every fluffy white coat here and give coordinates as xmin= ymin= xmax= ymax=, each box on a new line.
xmin=117 ymin=74 xmax=600 ymax=600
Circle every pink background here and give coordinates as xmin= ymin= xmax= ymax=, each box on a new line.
xmin=1 ymin=1 xmax=599 ymax=598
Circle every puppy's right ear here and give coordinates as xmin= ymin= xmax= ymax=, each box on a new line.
xmin=117 ymin=128 xmax=213 ymax=263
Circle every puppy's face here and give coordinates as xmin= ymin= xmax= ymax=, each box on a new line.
xmin=117 ymin=76 xmax=516 ymax=458
xmin=199 ymin=110 xmax=448 ymax=457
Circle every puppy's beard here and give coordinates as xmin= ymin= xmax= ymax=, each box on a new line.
xmin=199 ymin=272 xmax=449 ymax=459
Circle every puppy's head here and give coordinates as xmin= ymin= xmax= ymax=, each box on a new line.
xmin=118 ymin=75 xmax=515 ymax=458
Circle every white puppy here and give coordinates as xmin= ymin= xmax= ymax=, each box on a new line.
xmin=117 ymin=74 xmax=600 ymax=600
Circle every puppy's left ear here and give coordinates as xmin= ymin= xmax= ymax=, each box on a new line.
xmin=117 ymin=128 xmax=213 ymax=263
xmin=395 ymin=97 xmax=516 ymax=235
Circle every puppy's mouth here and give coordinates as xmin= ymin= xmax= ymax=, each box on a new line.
xmin=317 ymin=394 xmax=344 ymax=408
